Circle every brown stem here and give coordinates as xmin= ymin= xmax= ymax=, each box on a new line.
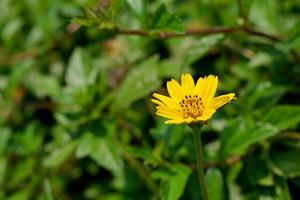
xmin=243 ymin=27 xmax=282 ymax=42
xmin=117 ymin=26 xmax=281 ymax=42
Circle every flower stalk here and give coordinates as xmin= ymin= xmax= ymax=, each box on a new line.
xmin=191 ymin=124 xmax=209 ymax=200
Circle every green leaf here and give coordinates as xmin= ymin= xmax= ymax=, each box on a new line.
xmin=43 ymin=179 xmax=54 ymax=200
xmin=76 ymin=132 xmax=123 ymax=176
xmin=71 ymin=6 xmax=115 ymax=30
xmin=124 ymin=146 xmax=161 ymax=166
xmin=206 ymin=167 xmax=224 ymax=200
xmin=184 ymin=34 xmax=224 ymax=65
xmin=156 ymin=164 xmax=192 ymax=200
xmin=6 ymin=190 xmax=30 ymax=200
xmin=8 ymin=158 xmax=35 ymax=188
xmin=4 ymin=60 xmax=32 ymax=97
xmin=126 ymin=0 xmax=148 ymax=27
xmin=0 ymin=127 xmax=11 ymax=156
xmin=0 ymin=157 xmax=7 ymax=186
xmin=268 ymin=141 xmax=300 ymax=178
xmin=151 ymin=4 xmax=184 ymax=33
xmin=262 ymin=105 xmax=300 ymax=131
xmin=274 ymin=177 xmax=292 ymax=200
xmin=249 ymin=0 xmax=281 ymax=35
xmin=239 ymin=155 xmax=273 ymax=187
xmin=283 ymin=20 xmax=300 ymax=51
xmin=65 ymin=47 xmax=95 ymax=88
xmin=239 ymin=82 xmax=285 ymax=114
xmin=113 ymin=56 xmax=161 ymax=108
xmin=44 ymin=141 xmax=77 ymax=169
xmin=226 ymin=162 xmax=244 ymax=200
xmin=26 ymin=73 xmax=60 ymax=98
xmin=220 ymin=117 xmax=279 ymax=159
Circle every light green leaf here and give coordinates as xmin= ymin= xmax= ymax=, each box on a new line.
xmin=151 ymin=4 xmax=184 ymax=33
xmin=184 ymin=34 xmax=224 ymax=65
xmin=274 ymin=177 xmax=292 ymax=200
xmin=76 ymin=132 xmax=123 ymax=176
xmin=262 ymin=105 xmax=300 ymax=131
xmin=226 ymin=162 xmax=244 ymax=200
xmin=206 ymin=168 xmax=224 ymax=200
xmin=43 ymin=179 xmax=54 ymax=200
xmin=26 ymin=72 xmax=60 ymax=98
xmin=113 ymin=56 xmax=161 ymax=108
xmin=5 ymin=60 xmax=32 ymax=97
xmin=249 ymin=0 xmax=281 ymax=35
xmin=126 ymin=0 xmax=148 ymax=27
xmin=0 ymin=157 xmax=7 ymax=185
xmin=71 ymin=6 xmax=115 ymax=30
xmin=220 ymin=117 xmax=279 ymax=159
xmin=65 ymin=47 xmax=95 ymax=88
xmin=159 ymin=164 xmax=192 ymax=200
xmin=0 ymin=127 xmax=11 ymax=156
xmin=239 ymin=82 xmax=285 ymax=114
xmin=44 ymin=141 xmax=77 ymax=169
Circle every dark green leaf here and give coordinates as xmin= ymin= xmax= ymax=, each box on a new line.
xmin=268 ymin=141 xmax=300 ymax=178
xmin=113 ymin=56 xmax=161 ymax=108
xmin=262 ymin=105 xmax=300 ymax=131
xmin=157 ymin=164 xmax=192 ymax=200
xmin=220 ymin=117 xmax=279 ymax=159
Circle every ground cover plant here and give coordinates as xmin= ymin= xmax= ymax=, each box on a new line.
xmin=0 ymin=0 xmax=300 ymax=199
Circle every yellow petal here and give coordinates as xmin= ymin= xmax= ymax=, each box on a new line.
xmin=153 ymin=93 xmax=180 ymax=110
xmin=194 ymin=77 xmax=204 ymax=96
xmin=195 ymin=108 xmax=216 ymax=122
xmin=210 ymin=93 xmax=235 ymax=110
xmin=167 ymin=79 xmax=184 ymax=102
xmin=165 ymin=119 xmax=185 ymax=124
xmin=181 ymin=73 xmax=195 ymax=93
xmin=156 ymin=105 xmax=182 ymax=116
xmin=156 ymin=110 xmax=181 ymax=120
xmin=201 ymin=75 xmax=218 ymax=105
xmin=151 ymin=98 xmax=164 ymax=106
xmin=183 ymin=117 xmax=195 ymax=124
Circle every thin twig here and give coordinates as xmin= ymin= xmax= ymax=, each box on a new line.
xmin=236 ymin=0 xmax=248 ymax=27
xmin=243 ymin=27 xmax=282 ymax=42
xmin=117 ymin=26 xmax=281 ymax=41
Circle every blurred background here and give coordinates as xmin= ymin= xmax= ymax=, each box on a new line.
xmin=0 ymin=0 xmax=300 ymax=199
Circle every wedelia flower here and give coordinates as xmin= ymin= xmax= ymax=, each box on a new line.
xmin=151 ymin=73 xmax=235 ymax=124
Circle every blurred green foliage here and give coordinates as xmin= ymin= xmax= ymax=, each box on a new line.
xmin=0 ymin=0 xmax=300 ymax=199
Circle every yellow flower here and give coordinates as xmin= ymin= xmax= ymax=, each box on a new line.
xmin=151 ymin=73 xmax=235 ymax=124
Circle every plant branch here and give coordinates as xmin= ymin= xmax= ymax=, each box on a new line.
xmin=236 ymin=0 xmax=248 ymax=27
xmin=116 ymin=26 xmax=281 ymax=41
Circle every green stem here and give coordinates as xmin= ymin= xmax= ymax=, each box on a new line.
xmin=191 ymin=125 xmax=209 ymax=200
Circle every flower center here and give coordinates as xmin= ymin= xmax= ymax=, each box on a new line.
xmin=179 ymin=94 xmax=204 ymax=119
